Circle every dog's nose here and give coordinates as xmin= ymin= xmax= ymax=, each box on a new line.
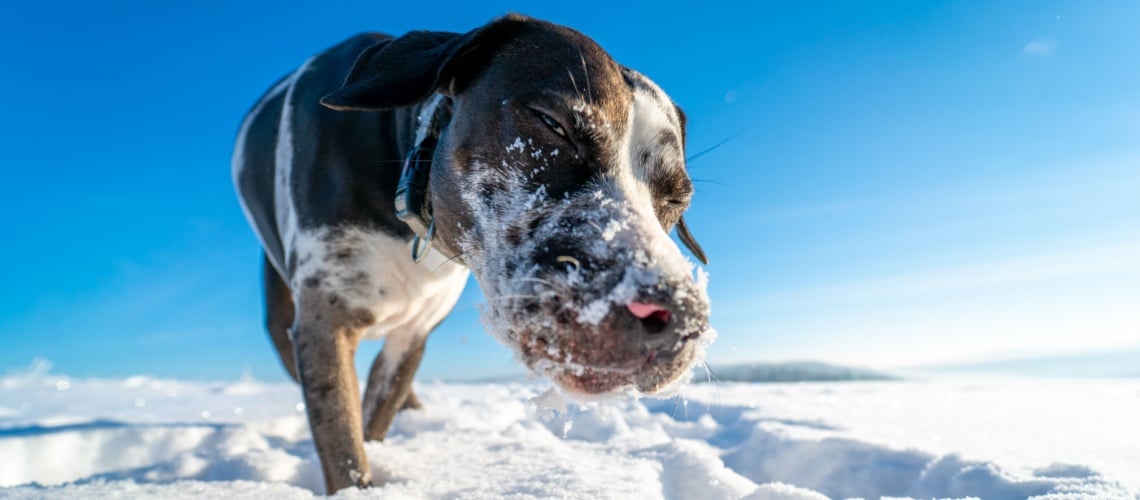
xmin=627 ymin=301 xmax=672 ymax=335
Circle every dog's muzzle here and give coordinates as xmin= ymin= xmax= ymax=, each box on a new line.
xmin=469 ymin=183 xmax=712 ymax=396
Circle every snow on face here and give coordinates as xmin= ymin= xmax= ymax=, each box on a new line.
xmin=451 ymin=78 xmax=712 ymax=398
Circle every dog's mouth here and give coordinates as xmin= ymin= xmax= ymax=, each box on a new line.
xmin=474 ymin=235 xmax=711 ymax=396
xmin=549 ymin=366 xmax=639 ymax=395
xmin=494 ymin=257 xmax=710 ymax=396
xmin=512 ymin=327 xmax=700 ymax=395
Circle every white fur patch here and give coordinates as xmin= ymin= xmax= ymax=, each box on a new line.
xmin=275 ymin=56 xmax=317 ymax=265
xmin=630 ymin=90 xmax=682 ymax=180
xmin=291 ymin=227 xmax=469 ymax=342
xmin=610 ymin=80 xmax=695 ymax=287
xmin=231 ymin=76 xmax=293 ymax=276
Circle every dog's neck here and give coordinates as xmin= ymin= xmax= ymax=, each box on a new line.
xmin=396 ymin=94 xmax=456 ymax=262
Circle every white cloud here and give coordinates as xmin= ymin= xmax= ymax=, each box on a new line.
xmin=1022 ymin=37 xmax=1057 ymax=57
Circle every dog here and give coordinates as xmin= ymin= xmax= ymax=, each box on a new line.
xmin=232 ymin=14 xmax=711 ymax=493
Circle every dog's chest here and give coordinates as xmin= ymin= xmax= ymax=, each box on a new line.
xmin=292 ymin=226 xmax=469 ymax=340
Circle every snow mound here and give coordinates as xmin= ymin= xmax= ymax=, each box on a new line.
xmin=1 ymin=365 xmax=1137 ymax=499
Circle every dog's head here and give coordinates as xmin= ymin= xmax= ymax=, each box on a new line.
xmin=322 ymin=14 xmax=712 ymax=396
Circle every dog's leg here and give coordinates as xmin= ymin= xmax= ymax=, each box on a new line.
xmin=292 ymin=290 xmax=374 ymax=493
xmin=362 ymin=330 xmax=427 ymax=441
xmin=263 ymin=254 xmax=299 ymax=382
xmin=402 ymin=389 xmax=423 ymax=410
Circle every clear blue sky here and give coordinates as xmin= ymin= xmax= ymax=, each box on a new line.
xmin=2 ymin=1 xmax=1138 ymax=381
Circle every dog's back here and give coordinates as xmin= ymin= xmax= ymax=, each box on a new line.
xmin=232 ymin=32 xmax=416 ymax=278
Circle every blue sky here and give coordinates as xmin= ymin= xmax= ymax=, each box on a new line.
xmin=2 ymin=1 xmax=1138 ymax=381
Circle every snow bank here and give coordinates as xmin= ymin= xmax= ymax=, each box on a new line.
xmin=1 ymin=363 xmax=1136 ymax=499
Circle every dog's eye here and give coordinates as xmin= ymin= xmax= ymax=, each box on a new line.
xmin=664 ymin=198 xmax=689 ymax=210
xmin=665 ymin=186 xmax=693 ymax=208
xmin=534 ymin=110 xmax=568 ymax=139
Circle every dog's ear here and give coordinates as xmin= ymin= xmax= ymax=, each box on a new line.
xmin=321 ymin=14 xmax=531 ymax=111
xmin=676 ymin=216 xmax=708 ymax=265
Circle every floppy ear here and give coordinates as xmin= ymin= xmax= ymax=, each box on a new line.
xmin=676 ymin=216 xmax=708 ymax=265
xmin=321 ymin=14 xmax=531 ymax=111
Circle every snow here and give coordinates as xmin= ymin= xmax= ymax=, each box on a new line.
xmin=2 ymin=363 xmax=1137 ymax=499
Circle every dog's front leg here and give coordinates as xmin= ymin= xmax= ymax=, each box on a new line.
xmin=293 ymin=291 xmax=373 ymax=493
xmin=362 ymin=329 xmax=428 ymax=441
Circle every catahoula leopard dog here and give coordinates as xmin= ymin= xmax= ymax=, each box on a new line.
xmin=232 ymin=14 xmax=712 ymax=493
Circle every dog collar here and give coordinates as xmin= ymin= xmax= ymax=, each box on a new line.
xmin=395 ymin=96 xmax=452 ymax=263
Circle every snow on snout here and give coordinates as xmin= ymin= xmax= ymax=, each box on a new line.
xmin=455 ymin=170 xmax=712 ymax=395
xmin=567 ymin=188 xmax=697 ymax=325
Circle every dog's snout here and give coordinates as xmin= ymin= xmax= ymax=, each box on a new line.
xmin=627 ymin=301 xmax=672 ymax=335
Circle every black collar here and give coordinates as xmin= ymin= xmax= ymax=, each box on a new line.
xmin=395 ymin=97 xmax=452 ymax=262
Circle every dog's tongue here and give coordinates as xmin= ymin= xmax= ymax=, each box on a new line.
xmin=627 ymin=301 xmax=665 ymax=319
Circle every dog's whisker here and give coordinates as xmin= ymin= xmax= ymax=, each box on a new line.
xmin=690 ymin=177 xmax=728 ymax=187
xmin=704 ymin=361 xmax=721 ymax=386
xmin=517 ymin=277 xmax=554 ymax=287
xmin=567 ymin=69 xmax=581 ymax=101
xmin=685 ymin=127 xmax=748 ymax=164
xmin=487 ymin=294 xmax=543 ymax=302
xmin=486 ymin=288 xmax=561 ymax=303
xmin=700 ymin=360 xmax=722 ymax=415
xmin=431 ymin=250 xmax=469 ymax=273
xmin=579 ymin=51 xmax=593 ymax=103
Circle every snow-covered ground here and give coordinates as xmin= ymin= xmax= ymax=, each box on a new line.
xmin=1 ymin=361 xmax=1137 ymax=499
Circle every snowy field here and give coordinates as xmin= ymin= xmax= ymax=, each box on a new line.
xmin=1 ymin=362 xmax=1138 ymax=499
